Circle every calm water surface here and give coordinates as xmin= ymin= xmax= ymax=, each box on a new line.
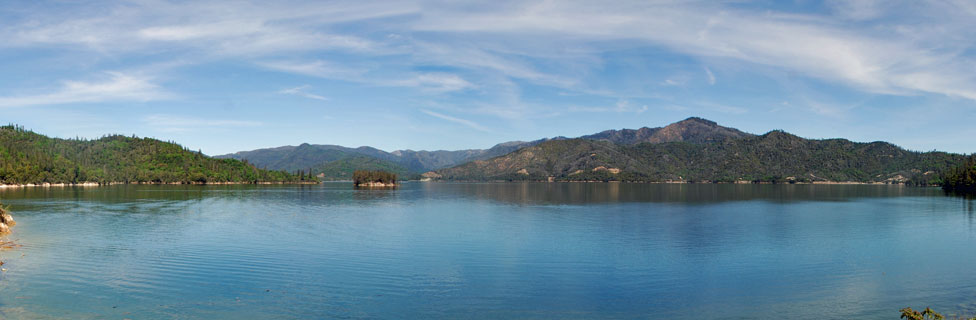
xmin=0 ymin=183 xmax=974 ymax=319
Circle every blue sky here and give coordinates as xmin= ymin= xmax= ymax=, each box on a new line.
xmin=2 ymin=0 xmax=975 ymax=155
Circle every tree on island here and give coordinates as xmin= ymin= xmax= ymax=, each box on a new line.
xmin=352 ymin=170 xmax=397 ymax=186
xmin=942 ymin=155 xmax=976 ymax=194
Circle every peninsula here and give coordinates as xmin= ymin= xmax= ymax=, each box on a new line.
xmin=0 ymin=125 xmax=310 ymax=186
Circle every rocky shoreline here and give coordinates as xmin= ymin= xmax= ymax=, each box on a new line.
xmin=0 ymin=206 xmax=14 ymax=235
xmin=354 ymin=182 xmax=398 ymax=188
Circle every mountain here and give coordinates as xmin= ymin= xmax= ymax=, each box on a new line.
xmin=433 ymin=123 xmax=964 ymax=184
xmin=580 ymin=117 xmax=753 ymax=144
xmin=312 ymin=155 xmax=413 ymax=181
xmin=0 ymin=125 xmax=302 ymax=185
xmin=217 ymin=143 xmax=389 ymax=171
xmin=212 ymin=118 xmax=771 ymax=180
xmin=216 ymin=139 xmax=553 ymax=178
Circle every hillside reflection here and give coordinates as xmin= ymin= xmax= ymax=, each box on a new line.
xmin=419 ymin=182 xmax=941 ymax=205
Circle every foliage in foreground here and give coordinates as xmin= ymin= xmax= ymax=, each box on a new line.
xmin=942 ymin=155 xmax=976 ymax=194
xmin=352 ymin=170 xmax=397 ymax=185
xmin=900 ymin=306 xmax=976 ymax=320
xmin=0 ymin=125 xmax=302 ymax=184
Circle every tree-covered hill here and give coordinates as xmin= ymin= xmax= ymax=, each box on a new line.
xmin=0 ymin=125 xmax=302 ymax=185
xmin=942 ymin=155 xmax=976 ymax=194
xmin=216 ymin=139 xmax=554 ymax=175
xmin=433 ymin=130 xmax=965 ymax=184
xmin=311 ymin=155 xmax=414 ymax=181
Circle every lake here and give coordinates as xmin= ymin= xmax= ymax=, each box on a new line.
xmin=0 ymin=183 xmax=974 ymax=319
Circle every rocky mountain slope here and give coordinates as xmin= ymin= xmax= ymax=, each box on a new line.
xmin=433 ymin=122 xmax=963 ymax=184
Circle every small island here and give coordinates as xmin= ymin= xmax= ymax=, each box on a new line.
xmin=353 ymin=170 xmax=398 ymax=188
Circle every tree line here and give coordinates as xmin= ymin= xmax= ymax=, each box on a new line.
xmin=0 ymin=125 xmax=302 ymax=184
xmin=942 ymin=155 xmax=976 ymax=194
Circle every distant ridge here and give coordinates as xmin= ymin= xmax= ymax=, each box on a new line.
xmin=216 ymin=139 xmax=554 ymax=179
xmin=581 ymin=117 xmax=754 ymax=145
xmin=217 ymin=117 xmax=966 ymax=184
xmin=432 ymin=118 xmax=964 ymax=184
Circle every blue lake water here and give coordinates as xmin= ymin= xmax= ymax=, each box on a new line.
xmin=0 ymin=183 xmax=974 ymax=319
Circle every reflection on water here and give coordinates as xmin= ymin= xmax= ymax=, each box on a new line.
xmin=0 ymin=183 xmax=972 ymax=319
xmin=420 ymin=182 xmax=934 ymax=205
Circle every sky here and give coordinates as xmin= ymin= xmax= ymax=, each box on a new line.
xmin=1 ymin=0 xmax=975 ymax=155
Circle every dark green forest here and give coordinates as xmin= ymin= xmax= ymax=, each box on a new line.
xmin=942 ymin=155 xmax=976 ymax=194
xmin=0 ymin=125 xmax=303 ymax=185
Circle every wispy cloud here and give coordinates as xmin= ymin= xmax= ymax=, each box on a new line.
xmin=262 ymin=61 xmax=473 ymax=93
xmin=420 ymin=109 xmax=489 ymax=132
xmin=391 ymin=73 xmax=475 ymax=92
xmin=6 ymin=0 xmax=976 ymax=156
xmin=258 ymin=60 xmax=365 ymax=79
xmin=142 ymin=114 xmax=262 ymax=133
xmin=7 ymin=1 xmax=976 ymax=103
xmin=568 ymin=100 xmax=648 ymax=114
xmin=703 ymin=67 xmax=716 ymax=85
xmin=0 ymin=72 xmax=170 ymax=108
xmin=409 ymin=1 xmax=976 ymax=101
xmin=278 ymin=85 xmax=328 ymax=101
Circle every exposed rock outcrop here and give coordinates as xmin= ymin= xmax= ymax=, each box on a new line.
xmin=0 ymin=206 xmax=14 ymax=235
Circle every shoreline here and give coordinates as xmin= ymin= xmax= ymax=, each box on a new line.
xmin=0 ymin=181 xmax=321 ymax=188
xmin=353 ymin=182 xmax=398 ymax=188
xmin=423 ymin=180 xmax=928 ymax=186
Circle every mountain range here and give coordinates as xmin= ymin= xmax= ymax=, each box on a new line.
xmin=216 ymin=137 xmax=557 ymax=179
xmin=216 ymin=117 xmax=966 ymax=184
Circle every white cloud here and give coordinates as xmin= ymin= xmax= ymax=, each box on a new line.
xmin=258 ymin=60 xmax=365 ymax=79
xmin=392 ymin=73 xmax=475 ymax=92
xmin=278 ymin=85 xmax=329 ymax=101
xmin=142 ymin=114 xmax=262 ymax=133
xmin=661 ymin=79 xmax=685 ymax=86
xmin=4 ymin=0 xmax=976 ymax=119
xmin=420 ymin=109 xmax=489 ymax=132
xmin=569 ymin=100 xmax=648 ymax=114
xmin=262 ymin=61 xmax=473 ymax=93
xmin=704 ymin=67 xmax=716 ymax=85
xmin=0 ymin=72 xmax=170 ymax=108
xmin=408 ymin=1 xmax=976 ymax=101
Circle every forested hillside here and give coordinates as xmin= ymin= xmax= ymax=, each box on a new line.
xmin=942 ymin=155 xmax=976 ymax=194
xmin=217 ymin=139 xmax=552 ymax=178
xmin=0 ymin=125 xmax=302 ymax=185
xmin=434 ymin=131 xmax=965 ymax=184
xmin=311 ymin=155 xmax=414 ymax=181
